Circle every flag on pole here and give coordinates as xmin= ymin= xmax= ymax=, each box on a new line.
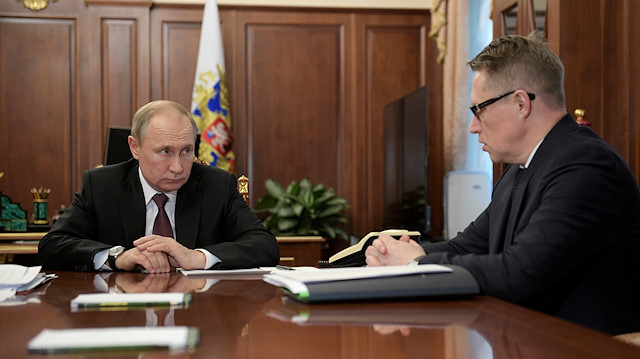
xmin=191 ymin=0 xmax=235 ymax=172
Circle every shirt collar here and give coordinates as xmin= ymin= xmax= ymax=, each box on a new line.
xmin=138 ymin=167 xmax=177 ymax=206
xmin=520 ymin=138 xmax=545 ymax=169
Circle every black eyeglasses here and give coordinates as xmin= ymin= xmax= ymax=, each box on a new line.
xmin=469 ymin=90 xmax=536 ymax=118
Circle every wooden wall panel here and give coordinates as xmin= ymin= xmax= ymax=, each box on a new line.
xmin=547 ymin=0 xmax=604 ymax=137
xmin=232 ymin=10 xmax=357 ymax=233
xmin=245 ymin=22 xmax=344 ymax=205
xmin=87 ymin=4 xmax=150 ymax=164
xmin=599 ymin=0 xmax=639 ymax=177
xmin=628 ymin=0 xmax=640 ymax=176
xmin=547 ymin=0 xmax=640 ymax=180
xmin=0 ymin=17 xmax=75 ymax=223
xmin=600 ymin=0 xmax=629 ymax=160
xmin=101 ymin=19 xmax=140 ymax=128
xmin=355 ymin=14 xmax=442 ymax=236
xmin=150 ymin=6 xmax=204 ymax=107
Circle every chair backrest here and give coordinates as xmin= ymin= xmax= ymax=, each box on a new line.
xmin=193 ymin=157 xmax=250 ymax=205
xmin=237 ymin=175 xmax=250 ymax=205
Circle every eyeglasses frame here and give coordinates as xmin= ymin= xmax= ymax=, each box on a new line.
xmin=469 ymin=90 xmax=536 ymax=119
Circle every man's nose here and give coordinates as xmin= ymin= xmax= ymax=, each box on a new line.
xmin=169 ymin=155 xmax=183 ymax=173
xmin=469 ymin=116 xmax=481 ymax=134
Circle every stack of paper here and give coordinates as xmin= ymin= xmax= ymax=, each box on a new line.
xmin=264 ymin=265 xmax=452 ymax=294
xmin=0 ymin=265 xmax=57 ymax=303
xmin=27 ymin=326 xmax=199 ymax=353
xmin=70 ymin=292 xmax=192 ymax=311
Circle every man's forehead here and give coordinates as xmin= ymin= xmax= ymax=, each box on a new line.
xmin=469 ymin=73 xmax=487 ymax=102
xmin=145 ymin=117 xmax=194 ymax=144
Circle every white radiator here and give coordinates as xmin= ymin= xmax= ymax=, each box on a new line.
xmin=443 ymin=171 xmax=491 ymax=239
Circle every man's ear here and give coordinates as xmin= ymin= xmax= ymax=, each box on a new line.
xmin=515 ymin=90 xmax=532 ymax=117
xmin=128 ymin=135 xmax=140 ymax=160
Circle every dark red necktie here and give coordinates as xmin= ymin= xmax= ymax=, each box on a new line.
xmin=152 ymin=193 xmax=173 ymax=238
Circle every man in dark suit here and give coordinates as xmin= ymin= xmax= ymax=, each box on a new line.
xmin=365 ymin=34 xmax=640 ymax=335
xmin=38 ymin=100 xmax=279 ymax=272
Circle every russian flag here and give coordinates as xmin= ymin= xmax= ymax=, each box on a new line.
xmin=191 ymin=0 xmax=235 ymax=172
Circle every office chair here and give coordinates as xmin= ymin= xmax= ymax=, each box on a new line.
xmin=193 ymin=157 xmax=250 ymax=206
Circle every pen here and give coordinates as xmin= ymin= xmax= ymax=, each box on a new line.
xmin=276 ymin=265 xmax=295 ymax=271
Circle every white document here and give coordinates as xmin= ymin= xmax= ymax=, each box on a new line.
xmin=70 ymin=292 xmax=190 ymax=310
xmin=27 ymin=326 xmax=199 ymax=353
xmin=0 ymin=265 xmax=45 ymax=302
xmin=266 ymin=264 xmax=451 ymax=283
xmin=0 ymin=264 xmax=41 ymax=287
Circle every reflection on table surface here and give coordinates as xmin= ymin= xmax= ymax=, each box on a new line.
xmin=1 ymin=270 xmax=639 ymax=358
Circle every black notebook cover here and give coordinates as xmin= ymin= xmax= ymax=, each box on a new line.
xmin=284 ymin=265 xmax=479 ymax=303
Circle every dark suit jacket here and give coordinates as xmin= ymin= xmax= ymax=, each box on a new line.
xmin=420 ymin=114 xmax=640 ymax=335
xmin=38 ymin=159 xmax=279 ymax=271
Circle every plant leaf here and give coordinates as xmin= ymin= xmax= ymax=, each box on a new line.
xmin=277 ymin=206 xmax=296 ymax=217
xmin=300 ymin=186 xmax=314 ymax=208
xmin=286 ymin=180 xmax=300 ymax=196
xmin=277 ymin=218 xmax=298 ymax=232
xmin=326 ymin=197 xmax=348 ymax=206
xmin=265 ymin=178 xmax=285 ymax=198
xmin=314 ymin=188 xmax=335 ymax=204
xmin=291 ymin=202 xmax=304 ymax=217
xmin=334 ymin=227 xmax=349 ymax=240
xmin=317 ymin=205 xmax=344 ymax=217
xmin=253 ymin=196 xmax=278 ymax=212
xmin=320 ymin=223 xmax=336 ymax=239
xmin=299 ymin=178 xmax=312 ymax=190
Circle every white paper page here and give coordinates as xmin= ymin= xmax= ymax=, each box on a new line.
xmin=70 ymin=293 xmax=187 ymax=309
xmin=260 ymin=266 xmax=321 ymax=272
xmin=265 ymin=264 xmax=452 ymax=284
xmin=263 ymin=275 xmax=309 ymax=294
xmin=0 ymin=265 xmax=42 ymax=287
xmin=27 ymin=326 xmax=196 ymax=353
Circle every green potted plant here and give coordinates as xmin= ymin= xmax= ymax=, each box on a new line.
xmin=253 ymin=178 xmax=350 ymax=241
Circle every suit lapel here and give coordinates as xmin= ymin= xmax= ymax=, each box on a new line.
xmin=489 ymin=165 xmax=518 ymax=253
xmin=175 ymin=175 xmax=201 ymax=248
xmin=120 ymin=164 xmax=146 ymax=244
xmin=503 ymin=167 xmax=530 ymax=249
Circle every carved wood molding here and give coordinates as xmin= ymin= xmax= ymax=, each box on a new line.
xmin=84 ymin=0 xmax=152 ymax=7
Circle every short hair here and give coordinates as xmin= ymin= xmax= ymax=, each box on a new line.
xmin=131 ymin=100 xmax=198 ymax=144
xmin=468 ymin=34 xmax=566 ymax=110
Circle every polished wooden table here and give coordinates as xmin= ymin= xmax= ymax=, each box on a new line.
xmin=1 ymin=270 xmax=639 ymax=358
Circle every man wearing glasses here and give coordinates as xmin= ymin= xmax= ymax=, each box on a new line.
xmin=366 ymin=34 xmax=640 ymax=335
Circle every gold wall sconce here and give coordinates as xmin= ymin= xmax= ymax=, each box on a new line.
xmin=17 ymin=0 xmax=57 ymax=11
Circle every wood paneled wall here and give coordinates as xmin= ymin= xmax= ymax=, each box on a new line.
xmin=550 ymin=0 xmax=640 ymax=179
xmin=0 ymin=1 xmax=444 ymax=239
xmin=547 ymin=0 xmax=640 ymax=177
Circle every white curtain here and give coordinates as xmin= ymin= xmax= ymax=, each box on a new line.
xmin=431 ymin=0 xmax=493 ymax=180
xmin=465 ymin=0 xmax=493 ymax=177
